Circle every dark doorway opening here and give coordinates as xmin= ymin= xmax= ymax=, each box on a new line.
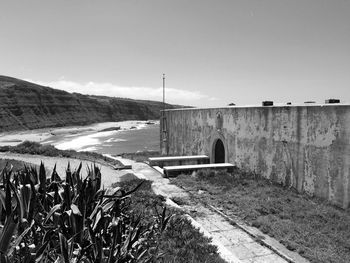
xmin=214 ymin=139 xmax=225 ymax=163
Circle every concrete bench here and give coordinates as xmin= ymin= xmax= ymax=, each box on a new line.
xmin=148 ymin=155 xmax=210 ymax=168
xmin=163 ymin=163 xmax=235 ymax=177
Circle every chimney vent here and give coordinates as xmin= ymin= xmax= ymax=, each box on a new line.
xmin=325 ymin=99 xmax=340 ymax=104
xmin=262 ymin=101 xmax=273 ymax=106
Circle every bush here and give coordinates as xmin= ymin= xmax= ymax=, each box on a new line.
xmin=0 ymin=146 xmax=10 ymax=152
xmin=11 ymin=141 xmax=59 ymax=156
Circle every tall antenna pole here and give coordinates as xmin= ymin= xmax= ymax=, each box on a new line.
xmin=161 ymin=73 xmax=168 ymax=155
xmin=163 ymin=73 xmax=165 ymax=112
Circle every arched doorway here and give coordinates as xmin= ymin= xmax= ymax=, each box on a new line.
xmin=214 ymin=139 xmax=225 ymax=163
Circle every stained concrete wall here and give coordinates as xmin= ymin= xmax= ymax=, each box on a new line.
xmin=160 ymin=105 xmax=350 ymax=208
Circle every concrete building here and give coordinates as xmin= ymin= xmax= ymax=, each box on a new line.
xmin=160 ymin=104 xmax=350 ymax=208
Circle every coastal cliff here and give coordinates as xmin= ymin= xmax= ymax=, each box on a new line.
xmin=0 ymin=76 xmax=177 ymax=132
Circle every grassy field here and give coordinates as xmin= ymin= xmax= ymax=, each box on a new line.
xmin=0 ymin=160 xmax=225 ymax=262
xmin=171 ymin=169 xmax=350 ymax=263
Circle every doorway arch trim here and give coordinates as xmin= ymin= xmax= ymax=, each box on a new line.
xmin=209 ymin=132 xmax=228 ymax=163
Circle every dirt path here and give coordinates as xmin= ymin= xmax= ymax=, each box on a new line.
xmin=0 ymin=152 xmax=123 ymax=187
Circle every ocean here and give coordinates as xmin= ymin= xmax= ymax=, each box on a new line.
xmin=0 ymin=120 xmax=160 ymax=155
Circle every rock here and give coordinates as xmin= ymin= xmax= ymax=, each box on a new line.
xmin=98 ymin=126 xmax=121 ymax=132
xmin=119 ymin=173 xmax=140 ymax=182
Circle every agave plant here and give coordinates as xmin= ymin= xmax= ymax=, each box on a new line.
xmin=0 ymin=163 xmax=35 ymax=262
xmin=0 ymin=162 xmax=172 ymax=263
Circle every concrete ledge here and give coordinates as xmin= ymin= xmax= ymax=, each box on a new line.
xmin=184 ymin=214 xmax=242 ymax=263
xmin=152 ymin=165 xmax=164 ymax=174
xmin=149 ymin=155 xmax=209 ymax=167
xmin=163 ymin=163 xmax=235 ymax=177
xmin=149 ymin=155 xmax=209 ymax=162
xmin=114 ymin=164 xmax=132 ymax=170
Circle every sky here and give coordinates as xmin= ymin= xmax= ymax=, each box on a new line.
xmin=0 ymin=0 xmax=349 ymax=107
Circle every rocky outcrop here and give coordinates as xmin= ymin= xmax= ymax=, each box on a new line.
xmin=0 ymin=76 xmax=178 ymax=132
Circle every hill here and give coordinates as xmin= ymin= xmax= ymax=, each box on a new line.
xmin=0 ymin=76 xmax=180 ymax=132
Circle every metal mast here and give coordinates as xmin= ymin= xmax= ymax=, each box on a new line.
xmin=162 ymin=73 xmax=168 ymax=155
xmin=163 ymin=73 xmax=165 ymax=112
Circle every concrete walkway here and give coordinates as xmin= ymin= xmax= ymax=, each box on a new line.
xmin=130 ymin=161 xmax=306 ymax=263
xmin=0 ymin=152 xmax=122 ymax=187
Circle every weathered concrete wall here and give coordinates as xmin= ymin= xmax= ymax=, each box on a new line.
xmin=160 ymin=105 xmax=350 ymax=208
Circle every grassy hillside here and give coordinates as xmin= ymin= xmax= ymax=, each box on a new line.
xmin=0 ymin=75 xmax=181 ymax=132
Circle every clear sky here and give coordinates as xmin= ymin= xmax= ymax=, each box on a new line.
xmin=1 ymin=0 xmax=349 ymax=107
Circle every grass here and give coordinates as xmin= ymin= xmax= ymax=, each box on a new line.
xmin=0 ymin=140 xmax=122 ymax=166
xmin=171 ymin=169 xmax=350 ymax=263
xmin=112 ymin=179 xmax=226 ymax=263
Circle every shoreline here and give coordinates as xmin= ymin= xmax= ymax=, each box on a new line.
xmin=0 ymin=120 xmax=160 ymax=151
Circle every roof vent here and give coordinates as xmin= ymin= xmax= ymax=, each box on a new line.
xmin=325 ymin=99 xmax=340 ymax=104
xmin=262 ymin=101 xmax=273 ymax=106
xmin=287 ymin=102 xmax=292 ymax=105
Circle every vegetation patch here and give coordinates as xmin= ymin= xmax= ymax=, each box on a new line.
xmin=0 ymin=163 xmax=224 ymax=262
xmin=112 ymin=179 xmax=226 ymax=263
xmin=171 ymin=169 xmax=350 ymax=263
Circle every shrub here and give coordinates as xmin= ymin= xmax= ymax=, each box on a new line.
xmin=0 ymin=146 xmax=10 ymax=152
